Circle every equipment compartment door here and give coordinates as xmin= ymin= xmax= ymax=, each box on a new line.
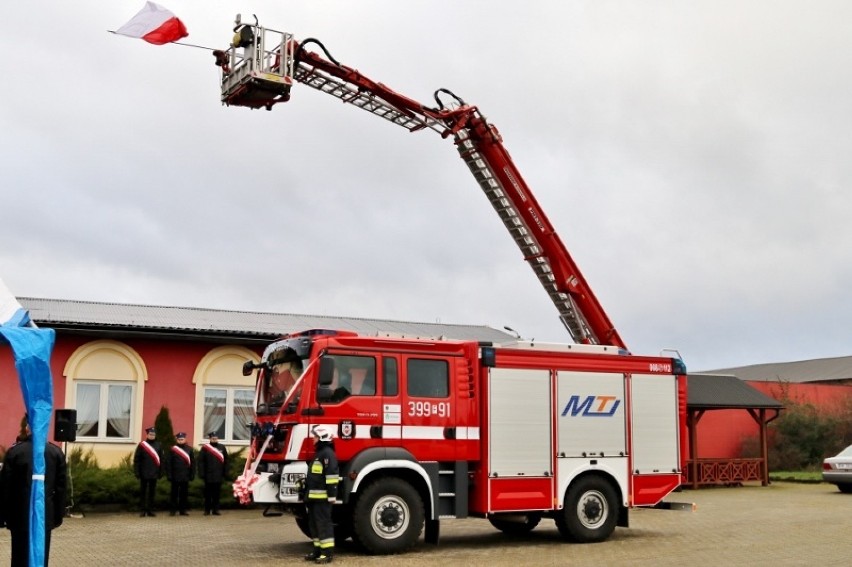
xmin=487 ymin=368 xmax=553 ymax=511
xmin=556 ymin=371 xmax=626 ymax=458
xmin=630 ymin=373 xmax=681 ymax=505
xmin=630 ymin=374 xmax=680 ymax=473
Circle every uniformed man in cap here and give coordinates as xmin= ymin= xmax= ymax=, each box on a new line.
xmin=198 ymin=431 xmax=228 ymax=516
xmin=166 ymin=432 xmax=195 ymax=516
xmin=133 ymin=426 xmax=163 ymax=517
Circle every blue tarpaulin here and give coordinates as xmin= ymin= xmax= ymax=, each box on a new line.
xmin=1 ymin=280 xmax=54 ymax=567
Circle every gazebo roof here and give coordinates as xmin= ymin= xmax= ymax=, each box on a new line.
xmin=687 ymin=374 xmax=784 ymax=410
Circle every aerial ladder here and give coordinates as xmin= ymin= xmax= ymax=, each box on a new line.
xmin=213 ymin=15 xmax=627 ymax=350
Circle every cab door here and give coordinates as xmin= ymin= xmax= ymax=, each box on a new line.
xmin=316 ymin=352 xmax=382 ymax=461
xmin=392 ymin=354 xmax=456 ymax=461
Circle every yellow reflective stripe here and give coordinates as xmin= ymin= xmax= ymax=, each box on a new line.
xmin=325 ymin=476 xmax=340 ymax=484
xmin=311 ymin=462 xmax=323 ymax=474
xmin=319 ymin=539 xmax=335 ymax=549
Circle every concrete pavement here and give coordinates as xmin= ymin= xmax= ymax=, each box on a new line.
xmin=0 ymin=482 xmax=848 ymax=566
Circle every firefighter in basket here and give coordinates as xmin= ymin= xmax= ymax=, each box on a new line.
xmin=303 ymin=425 xmax=339 ymax=564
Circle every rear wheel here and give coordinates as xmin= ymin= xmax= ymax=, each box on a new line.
xmin=351 ymin=477 xmax=424 ymax=554
xmin=488 ymin=513 xmax=542 ymax=535
xmin=555 ymin=475 xmax=619 ymax=543
xmin=837 ymin=483 xmax=852 ymax=494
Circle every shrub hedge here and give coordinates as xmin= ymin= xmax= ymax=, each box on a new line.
xmin=66 ymin=445 xmax=248 ymax=513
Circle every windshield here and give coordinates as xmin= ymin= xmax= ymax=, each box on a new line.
xmin=254 ymin=335 xmax=322 ymax=416
xmin=257 ymin=341 xmax=308 ymax=411
xmin=267 ymin=359 xmax=303 ymax=404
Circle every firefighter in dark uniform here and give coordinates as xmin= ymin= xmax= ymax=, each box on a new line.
xmin=304 ymin=425 xmax=339 ymax=564
xmin=0 ymin=417 xmax=68 ymax=567
xmin=133 ymin=426 xmax=163 ymax=517
xmin=166 ymin=432 xmax=195 ymax=516
xmin=198 ymin=431 xmax=229 ymax=516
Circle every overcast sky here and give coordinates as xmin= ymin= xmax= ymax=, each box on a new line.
xmin=3 ymin=1 xmax=851 ymax=371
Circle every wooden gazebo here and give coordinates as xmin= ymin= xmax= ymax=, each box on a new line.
xmin=685 ymin=374 xmax=784 ymax=488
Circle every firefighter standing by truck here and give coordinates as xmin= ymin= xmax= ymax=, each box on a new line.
xmin=304 ymin=426 xmax=339 ymax=564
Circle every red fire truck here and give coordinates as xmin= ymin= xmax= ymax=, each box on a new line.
xmin=216 ymin=15 xmax=689 ymax=554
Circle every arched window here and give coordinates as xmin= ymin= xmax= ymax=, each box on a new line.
xmin=63 ymin=341 xmax=146 ymax=442
xmin=193 ymin=346 xmax=258 ymax=445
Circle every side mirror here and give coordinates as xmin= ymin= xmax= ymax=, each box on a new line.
xmin=318 ymin=357 xmax=335 ymax=387
xmin=317 ymin=386 xmax=334 ymax=403
xmin=242 ymin=360 xmax=257 ymax=376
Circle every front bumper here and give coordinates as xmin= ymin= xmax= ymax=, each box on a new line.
xmin=250 ymin=462 xmax=308 ymax=504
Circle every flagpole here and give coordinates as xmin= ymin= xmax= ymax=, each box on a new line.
xmin=107 ymin=30 xmax=215 ymax=51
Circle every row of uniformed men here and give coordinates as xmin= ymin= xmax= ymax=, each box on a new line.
xmin=133 ymin=427 xmax=229 ymax=517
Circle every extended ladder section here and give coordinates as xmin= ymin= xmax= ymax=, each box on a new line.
xmin=292 ymin=65 xmax=441 ymax=134
xmin=455 ymin=134 xmax=594 ymax=344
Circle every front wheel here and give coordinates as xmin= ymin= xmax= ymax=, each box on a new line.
xmin=555 ymin=475 xmax=619 ymax=543
xmin=296 ymin=506 xmax=353 ymax=544
xmin=294 ymin=511 xmax=311 ymax=539
xmin=351 ymin=477 xmax=424 ymax=554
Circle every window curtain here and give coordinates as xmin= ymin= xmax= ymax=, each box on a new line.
xmin=106 ymin=384 xmax=132 ymax=438
xmin=232 ymin=389 xmax=254 ymax=441
xmin=75 ymin=383 xmax=100 ymax=437
xmin=204 ymin=388 xmax=226 ymax=437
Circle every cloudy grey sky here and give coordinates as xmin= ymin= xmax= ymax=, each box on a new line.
xmin=3 ymin=1 xmax=851 ymax=371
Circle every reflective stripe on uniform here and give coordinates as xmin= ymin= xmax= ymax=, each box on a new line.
xmin=319 ymin=538 xmax=334 ymax=549
xmin=308 ymin=489 xmax=329 ymax=499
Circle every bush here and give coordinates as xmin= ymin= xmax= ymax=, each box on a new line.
xmin=154 ymin=406 xmax=177 ymax=452
xmin=766 ymin=389 xmax=851 ymax=471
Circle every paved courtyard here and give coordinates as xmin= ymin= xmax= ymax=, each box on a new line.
xmin=0 ymin=482 xmax=848 ymax=566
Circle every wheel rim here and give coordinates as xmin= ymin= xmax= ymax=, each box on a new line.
xmin=370 ymin=494 xmax=410 ymax=539
xmin=576 ymin=489 xmax=608 ymax=529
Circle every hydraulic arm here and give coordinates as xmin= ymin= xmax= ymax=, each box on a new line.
xmin=214 ymin=16 xmax=627 ymax=349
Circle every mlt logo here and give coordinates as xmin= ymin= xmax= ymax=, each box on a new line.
xmin=561 ymin=395 xmax=621 ymax=417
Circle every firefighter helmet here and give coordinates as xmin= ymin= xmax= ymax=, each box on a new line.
xmin=312 ymin=425 xmax=333 ymax=442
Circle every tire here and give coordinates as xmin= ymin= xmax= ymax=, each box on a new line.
xmin=297 ymin=506 xmax=352 ymax=543
xmin=294 ymin=512 xmax=311 ymax=539
xmin=488 ymin=513 xmax=542 ymax=535
xmin=555 ymin=475 xmax=619 ymax=543
xmin=837 ymin=483 xmax=852 ymax=494
xmin=332 ymin=506 xmax=353 ymax=544
xmin=351 ymin=477 xmax=425 ymax=554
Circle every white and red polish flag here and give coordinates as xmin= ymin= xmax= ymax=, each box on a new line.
xmin=116 ymin=2 xmax=188 ymax=45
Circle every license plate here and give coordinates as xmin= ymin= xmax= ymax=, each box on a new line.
xmin=837 ymin=463 xmax=852 ymax=469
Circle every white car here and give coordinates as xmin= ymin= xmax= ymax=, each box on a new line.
xmin=822 ymin=444 xmax=852 ymax=493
